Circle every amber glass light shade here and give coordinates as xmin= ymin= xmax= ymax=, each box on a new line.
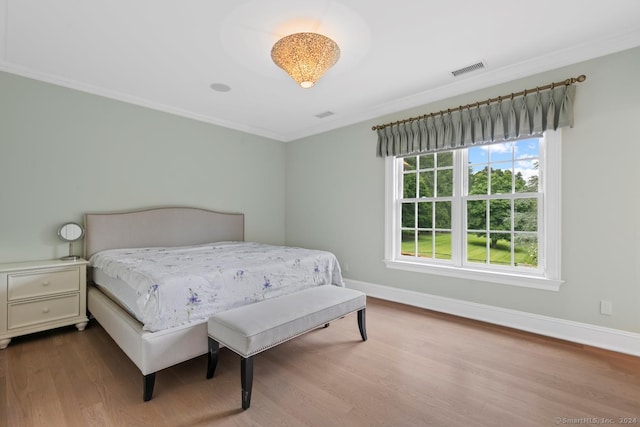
xmin=271 ymin=32 xmax=340 ymax=88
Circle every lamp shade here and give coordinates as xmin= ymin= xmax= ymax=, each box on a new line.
xmin=271 ymin=32 xmax=340 ymax=88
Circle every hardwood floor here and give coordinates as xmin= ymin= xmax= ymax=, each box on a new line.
xmin=1 ymin=297 xmax=639 ymax=426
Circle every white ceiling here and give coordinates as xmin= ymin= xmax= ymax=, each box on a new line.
xmin=2 ymin=0 xmax=640 ymax=142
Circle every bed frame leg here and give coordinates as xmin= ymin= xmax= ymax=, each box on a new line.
xmin=357 ymin=308 xmax=367 ymax=341
xmin=241 ymin=356 xmax=253 ymax=410
xmin=143 ymin=373 xmax=156 ymax=402
xmin=206 ymin=338 xmax=220 ymax=379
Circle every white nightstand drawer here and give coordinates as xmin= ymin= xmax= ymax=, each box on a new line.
xmin=7 ymin=268 xmax=80 ymax=300
xmin=8 ymin=294 xmax=80 ymax=330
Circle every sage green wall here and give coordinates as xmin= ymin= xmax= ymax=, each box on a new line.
xmin=0 ymin=71 xmax=286 ymax=263
xmin=285 ymin=47 xmax=640 ymax=334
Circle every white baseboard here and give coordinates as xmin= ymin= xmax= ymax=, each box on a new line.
xmin=345 ymin=279 xmax=640 ymax=357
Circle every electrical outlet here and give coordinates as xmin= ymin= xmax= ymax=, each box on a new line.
xmin=600 ymin=300 xmax=613 ymax=316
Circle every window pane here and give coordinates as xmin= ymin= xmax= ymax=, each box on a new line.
xmin=521 ymin=160 xmax=539 ymax=192
xmin=437 ymin=151 xmax=453 ymax=167
xmin=467 ymin=200 xmax=486 ymax=230
xmin=515 ymin=160 xmax=537 ymax=193
xmin=434 ymin=231 xmax=452 ymax=260
xmin=402 ymin=203 xmax=415 ymax=228
xmin=434 ymin=201 xmax=451 ymax=229
xmin=468 ymin=166 xmax=488 ymax=195
xmin=467 ymin=232 xmax=487 ymax=263
xmin=419 ymin=171 xmax=434 ymax=197
xmin=514 ymin=234 xmax=538 ymax=268
xmin=417 ymin=231 xmax=433 ymax=258
xmin=467 ymin=200 xmax=487 ymax=230
xmin=419 ymin=154 xmax=434 ymax=169
xmin=468 ymin=146 xmax=488 ymax=163
xmin=489 ymin=142 xmax=513 ymax=162
xmin=515 ymin=138 xmax=539 ymax=159
xmin=403 ymin=172 xmax=417 ymax=198
xmin=403 ymin=157 xmax=416 ymax=171
xmin=417 ymin=202 xmax=432 ymax=229
xmin=489 ymin=232 xmax=511 ymax=266
xmin=401 ymin=230 xmax=416 ymax=256
xmin=514 ymin=198 xmax=537 ymax=232
xmin=513 ymin=168 xmax=527 ymax=193
xmin=489 ymin=199 xmax=511 ymax=231
xmin=490 ymin=164 xmax=513 ymax=194
xmin=437 ymin=169 xmax=453 ymax=197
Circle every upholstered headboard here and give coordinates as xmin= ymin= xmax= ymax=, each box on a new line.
xmin=83 ymin=207 xmax=244 ymax=259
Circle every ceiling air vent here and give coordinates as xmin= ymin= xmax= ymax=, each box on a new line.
xmin=315 ymin=111 xmax=335 ymax=119
xmin=451 ymin=61 xmax=486 ymax=77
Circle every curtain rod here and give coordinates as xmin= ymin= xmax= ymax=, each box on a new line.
xmin=371 ymin=74 xmax=586 ymax=131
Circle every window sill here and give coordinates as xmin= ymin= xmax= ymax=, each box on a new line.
xmin=383 ymin=259 xmax=563 ymax=291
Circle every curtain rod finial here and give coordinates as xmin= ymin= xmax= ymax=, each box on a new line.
xmin=577 ymin=75 xmax=586 ymax=82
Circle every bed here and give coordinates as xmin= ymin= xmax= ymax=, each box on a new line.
xmin=83 ymin=206 xmax=343 ymax=401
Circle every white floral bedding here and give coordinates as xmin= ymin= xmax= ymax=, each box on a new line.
xmin=88 ymin=241 xmax=344 ymax=332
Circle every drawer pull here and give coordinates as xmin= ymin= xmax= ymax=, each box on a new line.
xmin=42 ymin=307 xmax=50 ymax=314
xmin=42 ymin=281 xmax=51 ymax=286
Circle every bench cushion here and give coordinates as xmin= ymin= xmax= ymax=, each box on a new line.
xmin=207 ymin=285 xmax=366 ymax=357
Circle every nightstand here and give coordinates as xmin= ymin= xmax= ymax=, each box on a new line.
xmin=0 ymin=258 xmax=88 ymax=349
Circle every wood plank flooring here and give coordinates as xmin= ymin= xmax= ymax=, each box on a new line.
xmin=1 ymin=297 xmax=639 ymax=426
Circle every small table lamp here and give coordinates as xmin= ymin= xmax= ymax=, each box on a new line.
xmin=57 ymin=222 xmax=84 ymax=260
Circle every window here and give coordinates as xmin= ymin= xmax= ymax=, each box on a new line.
xmin=384 ymin=131 xmax=562 ymax=290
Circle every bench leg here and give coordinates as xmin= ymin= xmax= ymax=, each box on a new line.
xmin=206 ymin=338 xmax=219 ymax=379
xmin=241 ymin=356 xmax=254 ymax=410
xmin=357 ymin=308 xmax=367 ymax=341
xmin=143 ymin=373 xmax=156 ymax=402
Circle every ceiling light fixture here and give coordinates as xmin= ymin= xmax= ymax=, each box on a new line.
xmin=271 ymin=32 xmax=340 ymax=89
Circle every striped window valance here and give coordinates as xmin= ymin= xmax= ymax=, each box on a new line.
xmin=374 ymin=76 xmax=584 ymax=157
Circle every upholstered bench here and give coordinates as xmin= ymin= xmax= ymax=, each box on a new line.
xmin=206 ymin=285 xmax=367 ymax=409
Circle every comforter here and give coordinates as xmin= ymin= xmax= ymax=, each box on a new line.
xmin=89 ymin=241 xmax=344 ymax=332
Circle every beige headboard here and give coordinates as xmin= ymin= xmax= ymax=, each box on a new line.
xmin=84 ymin=207 xmax=245 ymax=259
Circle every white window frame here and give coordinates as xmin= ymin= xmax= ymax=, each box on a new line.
xmin=383 ymin=130 xmax=563 ymax=291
